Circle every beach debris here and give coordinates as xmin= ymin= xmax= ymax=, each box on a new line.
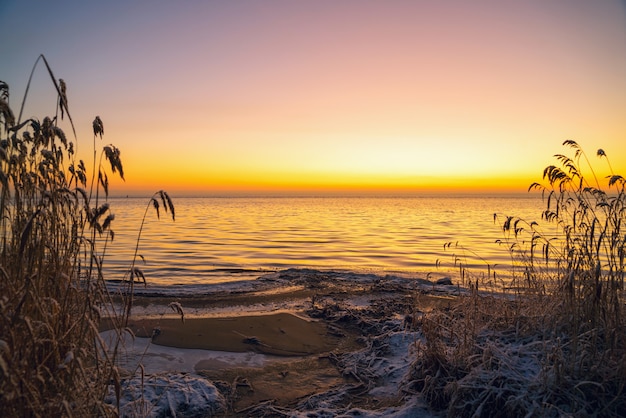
xmin=233 ymin=376 xmax=253 ymax=391
xmin=436 ymin=277 xmax=453 ymax=286
xmin=233 ymin=330 xmax=272 ymax=348
xmin=244 ymin=336 xmax=262 ymax=345
xmin=150 ymin=327 xmax=161 ymax=340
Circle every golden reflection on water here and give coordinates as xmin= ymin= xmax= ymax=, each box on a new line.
xmin=102 ymin=196 xmax=544 ymax=286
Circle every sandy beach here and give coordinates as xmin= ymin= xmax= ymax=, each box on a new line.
xmin=126 ymin=312 xmax=357 ymax=356
xmin=105 ymin=269 xmax=455 ymax=416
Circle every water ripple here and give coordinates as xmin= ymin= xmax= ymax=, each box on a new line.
xmin=102 ymin=196 xmax=544 ymax=285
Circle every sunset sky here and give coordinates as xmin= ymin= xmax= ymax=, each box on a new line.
xmin=1 ymin=1 xmax=625 ymax=196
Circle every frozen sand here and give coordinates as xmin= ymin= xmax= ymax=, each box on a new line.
xmin=126 ymin=312 xmax=349 ymax=356
xmin=104 ymin=269 xmax=451 ymax=416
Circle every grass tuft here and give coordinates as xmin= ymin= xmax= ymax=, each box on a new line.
xmin=412 ymin=140 xmax=625 ymax=417
xmin=0 ymin=57 xmax=174 ymax=416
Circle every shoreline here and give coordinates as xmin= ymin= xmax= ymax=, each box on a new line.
xmin=105 ymin=268 xmax=459 ymax=360
xmin=105 ymin=268 xmax=626 ymax=417
xmin=106 ymin=268 xmax=460 ymax=362
xmin=105 ymin=269 xmax=458 ymax=416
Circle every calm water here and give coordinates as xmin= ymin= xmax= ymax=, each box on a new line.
xmin=101 ymin=195 xmax=545 ymax=286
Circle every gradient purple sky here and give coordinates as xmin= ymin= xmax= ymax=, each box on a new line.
xmin=1 ymin=1 xmax=625 ymax=195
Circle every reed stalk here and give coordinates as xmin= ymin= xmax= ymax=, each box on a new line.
xmin=412 ymin=140 xmax=625 ymax=417
xmin=0 ymin=56 xmax=174 ymax=417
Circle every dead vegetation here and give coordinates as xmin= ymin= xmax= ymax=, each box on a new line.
xmin=0 ymin=57 xmax=173 ymax=416
xmin=409 ymin=141 xmax=626 ymax=417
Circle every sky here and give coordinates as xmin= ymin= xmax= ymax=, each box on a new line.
xmin=1 ymin=0 xmax=625 ymax=196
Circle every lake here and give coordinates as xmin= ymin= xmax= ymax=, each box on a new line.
xmin=101 ymin=195 xmax=546 ymax=288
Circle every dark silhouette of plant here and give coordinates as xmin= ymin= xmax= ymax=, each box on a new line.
xmin=0 ymin=55 xmax=174 ymax=416
xmin=507 ymin=140 xmax=624 ymax=343
xmin=412 ymin=140 xmax=625 ymax=417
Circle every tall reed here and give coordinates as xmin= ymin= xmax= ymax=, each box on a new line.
xmin=504 ymin=140 xmax=625 ymax=412
xmin=410 ymin=140 xmax=625 ymax=416
xmin=0 ymin=56 xmax=173 ymax=416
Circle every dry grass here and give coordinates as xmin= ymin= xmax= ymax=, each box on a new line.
xmin=0 ymin=56 xmax=174 ymax=416
xmin=410 ymin=141 xmax=625 ymax=417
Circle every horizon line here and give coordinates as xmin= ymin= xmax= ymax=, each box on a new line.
xmin=106 ymin=190 xmax=538 ymax=199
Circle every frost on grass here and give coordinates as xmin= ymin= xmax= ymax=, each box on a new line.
xmin=445 ymin=336 xmax=545 ymax=417
xmin=109 ymin=373 xmax=225 ymax=418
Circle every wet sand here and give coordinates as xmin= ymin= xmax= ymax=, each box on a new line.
xmin=125 ymin=312 xmax=351 ymax=356
xmin=106 ymin=269 xmax=459 ymax=415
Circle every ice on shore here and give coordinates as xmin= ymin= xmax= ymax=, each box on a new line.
xmin=102 ymin=330 xmax=275 ymax=416
xmin=102 ymin=324 xmax=440 ymax=417
xmin=108 ymin=373 xmax=226 ymax=417
xmin=100 ymin=329 xmax=281 ymax=375
xmin=101 ymin=268 xmax=453 ymax=417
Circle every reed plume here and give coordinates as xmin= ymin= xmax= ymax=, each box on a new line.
xmin=412 ymin=140 xmax=625 ymax=417
xmin=0 ymin=55 xmax=174 ymax=417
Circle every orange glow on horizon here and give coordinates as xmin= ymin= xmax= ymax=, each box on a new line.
xmin=108 ymin=159 xmax=537 ymax=196
xmin=6 ymin=2 xmax=622 ymax=197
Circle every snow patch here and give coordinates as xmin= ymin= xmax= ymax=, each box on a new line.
xmin=100 ymin=329 xmax=276 ymax=375
xmin=108 ymin=373 xmax=225 ymax=417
